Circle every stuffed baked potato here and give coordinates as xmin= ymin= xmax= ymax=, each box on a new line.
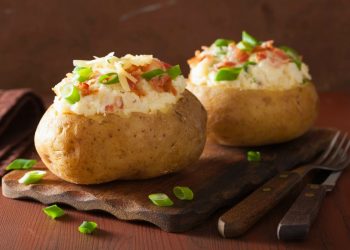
xmin=187 ymin=32 xmax=318 ymax=146
xmin=35 ymin=53 xmax=207 ymax=184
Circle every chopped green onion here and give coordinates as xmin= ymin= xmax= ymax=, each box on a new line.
xmin=74 ymin=67 xmax=92 ymax=82
xmin=148 ymin=193 xmax=174 ymax=207
xmin=236 ymin=41 xmax=254 ymax=51
xmin=43 ymin=205 xmax=65 ymax=219
xmin=166 ymin=65 xmax=182 ymax=79
xmin=247 ymin=151 xmax=261 ymax=162
xmin=279 ymin=46 xmax=302 ymax=69
xmin=6 ymin=159 xmax=37 ymax=170
xmin=78 ymin=221 xmax=98 ymax=234
xmin=242 ymin=61 xmax=257 ymax=72
xmin=214 ymin=38 xmax=232 ymax=47
xmin=173 ymin=186 xmax=194 ymax=200
xmin=141 ymin=69 xmax=165 ymax=80
xmin=236 ymin=31 xmax=260 ymax=51
xmin=98 ymin=73 xmax=119 ymax=85
xmin=62 ymin=84 xmax=80 ymax=104
xmin=215 ymin=67 xmax=242 ymax=81
xmin=18 ymin=170 xmax=46 ymax=185
xmin=242 ymin=31 xmax=260 ymax=47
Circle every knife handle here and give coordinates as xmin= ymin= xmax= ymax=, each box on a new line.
xmin=218 ymin=172 xmax=301 ymax=238
xmin=277 ymin=184 xmax=327 ymax=241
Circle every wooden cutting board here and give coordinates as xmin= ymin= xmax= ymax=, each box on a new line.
xmin=1 ymin=129 xmax=334 ymax=232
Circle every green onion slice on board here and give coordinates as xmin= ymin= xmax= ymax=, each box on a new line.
xmin=18 ymin=170 xmax=47 ymax=185
xmin=148 ymin=193 xmax=174 ymax=207
xmin=43 ymin=205 xmax=65 ymax=219
xmin=78 ymin=221 xmax=98 ymax=234
xmin=61 ymin=84 xmax=80 ymax=104
xmin=6 ymin=159 xmax=37 ymax=170
xmin=173 ymin=186 xmax=194 ymax=200
xmin=247 ymin=151 xmax=261 ymax=162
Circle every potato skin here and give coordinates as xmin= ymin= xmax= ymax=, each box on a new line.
xmin=34 ymin=90 xmax=207 ymax=184
xmin=187 ymin=82 xmax=318 ymax=146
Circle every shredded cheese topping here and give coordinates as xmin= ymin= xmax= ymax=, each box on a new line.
xmin=188 ymin=40 xmax=312 ymax=90
xmin=53 ymin=53 xmax=186 ymax=116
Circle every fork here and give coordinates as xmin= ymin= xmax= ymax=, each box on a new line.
xmin=218 ymin=131 xmax=350 ymax=238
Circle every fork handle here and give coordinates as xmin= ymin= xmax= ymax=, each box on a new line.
xmin=277 ymin=184 xmax=327 ymax=241
xmin=218 ymin=172 xmax=302 ymax=238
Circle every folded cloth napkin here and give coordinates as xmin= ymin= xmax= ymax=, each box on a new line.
xmin=0 ymin=89 xmax=45 ymax=176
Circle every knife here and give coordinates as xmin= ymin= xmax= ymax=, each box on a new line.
xmin=277 ymin=170 xmax=343 ymax=241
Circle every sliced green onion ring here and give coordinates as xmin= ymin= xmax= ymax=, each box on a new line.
xmin=166 ymin=65 xmax=182 ymax=79
xmin=6 ymin=159 xmax=37 ymax=170
xmin=173 ymin=186 xmax=194 ymax=200
xmin=215 ymin=67 xmax=242 ymax=81
xmin=242 ymin=61 xmax=257 ymax=72
xmin=214 ymin=38 xmax=232 ymax=47
xmin=148 ymin=193 xmax=174 ymax=207
xmin=141 ymin=69 xmax=165 ymax=80
xmin=247 ymin=151 xmax=261 ymax=162
xmin=18 ymin=170 xmax=47 ymax=185
xmin=242 ymin=31 xmax=259 ymax=47
xmin=98 ymin=73 xmax=119 ymax=85
xmin=43 ymin=204 xmax=65 ymax=219
xmin=74 ymin=67 xmax=92 ymax=82
xmin=61 ymin=84 xmax=80 ymax=104
xmin=78 ymin=221 xmax=98 ymax=234
xmin=236 ymin=41 xmax=255 ymax=51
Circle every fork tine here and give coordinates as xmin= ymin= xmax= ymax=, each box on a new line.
xmin=314 ymin=131 xmax=341 ymax=165
xmin=338 ymin=154 xmax=350 ymax=170
xmin=322 ymin=133 xmax=348 ymax=166
xmin=341 ymin=139 xmax=350 ymax=158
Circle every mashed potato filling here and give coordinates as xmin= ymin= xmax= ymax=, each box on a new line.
xmin=188 ymin=33 xmax=312 ymax=90
xmin=53 ymin=53 xmax=186 ymax=116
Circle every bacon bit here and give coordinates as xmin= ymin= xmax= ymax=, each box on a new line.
xmin=149 ymin=75 xmax=177 ymax=95
xmin=235 ymin=49 xmax=249 ymax=63
xmin=262 ymin=40 xmax=274 ymax=49
xmin=215 ymin=61 xmax=236 ymax=69
xmin=194 ymin=50 xmax=201 ymax=57
xmin=115 ymin=96 xmax=124 ymax=109
xmin=274 ymin=48 xmax=290 ymax=61
xmin=126 ymin=64 xmax=139 ymax=73
xmin=142 ymin=59 xmax=167 ymax=72
xmin=162 ymin=62 xmax=172 ymax=69
xmin=187 ymin=56 xmax=201 ymax=65
xmin=256 ymin=51 xmax=267 ymax=61
xmin=105 ymin=104 xmax=114 ymax=113
xmin=78 ymin=82 xmax=91 ymax=96
xmin=253 ymin=40 xmax=274 ymax=53
xmin=128 ymin=80 xmax=146 ymax=97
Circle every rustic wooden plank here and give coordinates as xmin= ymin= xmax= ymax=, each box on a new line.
xmin=2 ymin=129 xmax=334 ymax=232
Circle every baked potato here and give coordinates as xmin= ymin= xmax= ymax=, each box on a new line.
xmin=187 ymin=31 xmax=318 ymax=146
xmin=35 ymin=53 xmax=207 ymax=184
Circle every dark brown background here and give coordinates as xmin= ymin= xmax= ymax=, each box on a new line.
xmin=1 ymin=0 xmax=350 ymax=94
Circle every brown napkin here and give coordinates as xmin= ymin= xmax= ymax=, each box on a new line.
xmin=0 ymin=89 xmax=45 ymax=176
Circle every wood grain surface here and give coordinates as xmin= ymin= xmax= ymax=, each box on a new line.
xmin=1 ymin=0 xmax=350 ymax=92
xmin=0 ymin=92 xmax=349 ymax=250
xmin=2 ymin=129 xmax=332 ymax=233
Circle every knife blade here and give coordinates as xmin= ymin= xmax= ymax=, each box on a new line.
xmin=277 ymin=170 xmax=344 ymax=241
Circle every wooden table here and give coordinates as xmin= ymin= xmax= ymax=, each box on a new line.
xmin=1 ymin=92 xmax=350 ymax=250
